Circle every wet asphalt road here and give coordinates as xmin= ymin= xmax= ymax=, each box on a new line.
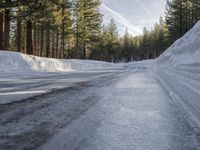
xmin=0 ymin=68 xmax=200 ymax=150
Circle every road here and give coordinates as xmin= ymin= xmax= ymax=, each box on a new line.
xmin=0 ymin=67 xmax=200 ymax=150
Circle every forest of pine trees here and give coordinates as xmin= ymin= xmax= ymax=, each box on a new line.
xmin=0 ymin=0 xmax=200 ymax=62
xmin=166 ymin=0 xmax=200 ymax=44
xmin=0 ymin=0 xmax=102 ymax=59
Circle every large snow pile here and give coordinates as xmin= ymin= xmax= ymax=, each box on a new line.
xmin=157 ymin=21 xmax=200 ymax=67
xmin=0 ymin=51 xmax=117 ymax=73
xmin=156 ymin=21 xmax=200 ymax=124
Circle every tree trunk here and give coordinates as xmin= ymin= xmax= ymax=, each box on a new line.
xmin=16 ymin=19 xmax=21 ymax=52
xmin=61 ymin=21 xmax=65 ymax=58
xmin=76 ymin=23 xmax=79 ymax=58
xmin=3 ymin=9 xmax=10 ymax=50
xmin=83 ymin=43 xmax=86 ymax=59
xmin=52 ymin=31 xmax=55 ymax=58
xmin=55 ymin=28 xmax=59 ymax=58
xmin=21 ymin=22 xmax=26 ymax=53
xmin=46 ymin=28 xmax=50 ymax=57
xmin=0 ymin=7 xmax=3 ymax=50
xmin=26 ymin=20 xmax=33 ymax=55
xmin=40 ymin=24 xmax=44 ymax=57
xmin=145 ymin=51 xmax=148 ymax=60
xmin=76 ymin=36 xmax=79 ymax=58
xmin=191 ymin=4 xmax=195 ymax=26
xmin=67 ymin=39 xmax=71 ymax=59
xmin=179 ymin=0 xmax=183 ymax=37
xmin=36 ymin=24 xmax=40 ymax=56
xmin=33 ymin=22 xmax=37 ymax=55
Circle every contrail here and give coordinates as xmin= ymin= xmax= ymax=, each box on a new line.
xmin=102 ymin=3 xmax=142 ymax=35
xmin=135 ymin=0 xmax=151 ymax=15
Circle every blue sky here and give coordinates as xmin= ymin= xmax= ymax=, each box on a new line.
xmin=100 ymin=0 xmax=166 ymax=36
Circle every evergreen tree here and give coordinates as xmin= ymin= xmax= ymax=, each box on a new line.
xmin=166 ymin=0 xmax=200 ymax=44
xmin=106 ymin=18 xmax=120 ymax=62
xmin=1 ymin=0 xmax=198 ymax=62
xmin=121 ymin=28 xmax=132 ymax=62
xmin=73 ymin=0 xmax=102 ymax=59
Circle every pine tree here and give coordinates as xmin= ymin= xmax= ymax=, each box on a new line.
xmin=166 ymin=0 xmax=200 ymax=44
xmin=106 ymin=19 xmax=120 ymax=62
xmin=74 ymin=0 xmax=102 ymax=59
xmin=121 ymin=28 xmax=132 ymax=62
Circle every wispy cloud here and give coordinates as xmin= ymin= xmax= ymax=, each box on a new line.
xmin=135 ymin=0 xmax=151 ymax=15
xmin=101 ymin=3 xmax=142 ymax=35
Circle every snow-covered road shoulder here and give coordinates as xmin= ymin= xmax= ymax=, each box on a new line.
xmin=0 ymin=51 xmax=118 ymax=73
xmin=156 ymin=21 xmax=200 ymax=125
xmin=157 ymin=21 xmax=200 ymax=67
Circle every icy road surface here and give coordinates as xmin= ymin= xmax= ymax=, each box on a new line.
xmin=0 ymin=67 xmax=200 ymax=150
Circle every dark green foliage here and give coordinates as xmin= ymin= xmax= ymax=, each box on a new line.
xmin=90 ymin=19 xmax=120 ymax=62
xmin=73 ymin=0 xmax=102 ymax=59
xmin=166 ymin=0 xmax=200 ymax=44
xmin=91 ymin=17 xmax=168 ymax=62
xmin=0 ymin=0 xmax=102 ymax=59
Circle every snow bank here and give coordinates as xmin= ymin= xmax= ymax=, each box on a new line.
xmin=125 ymin=59 xmax=154 ymax=68
xmin=157 ymin=21 xmax=200 ymax=67
xmin=0 ymin=51 xmax=117 ymax=73
xmin=156 ymin=21 xmax=200 ymax=125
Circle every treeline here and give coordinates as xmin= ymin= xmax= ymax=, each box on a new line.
xmin=0 ymin=0 xmax=200 ymax=62
xmin=91 ymin=17 xmax=168 ymax=62
xmin=94 ymin=0 xmax=200 ymax=62
xmin=166 ymin=0 xmax=200 ymax=44
xmin=0 ymin=0 xmax=102 ymax=59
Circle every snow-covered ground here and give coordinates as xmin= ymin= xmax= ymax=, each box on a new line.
xmin=0 ymin=51 xmax=117 ymax=73
xmin=155 ymin=21 xmax=200 ymax=125
xmin=0 ymin=21 xmax=200 ymax=150
xmin=1 ymin=65 xmax=200 ymax=150
xmin=157 ymin=21 xmax=200 ymax=67
xmin=0 ymin=51 xmax=124 ymax=105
